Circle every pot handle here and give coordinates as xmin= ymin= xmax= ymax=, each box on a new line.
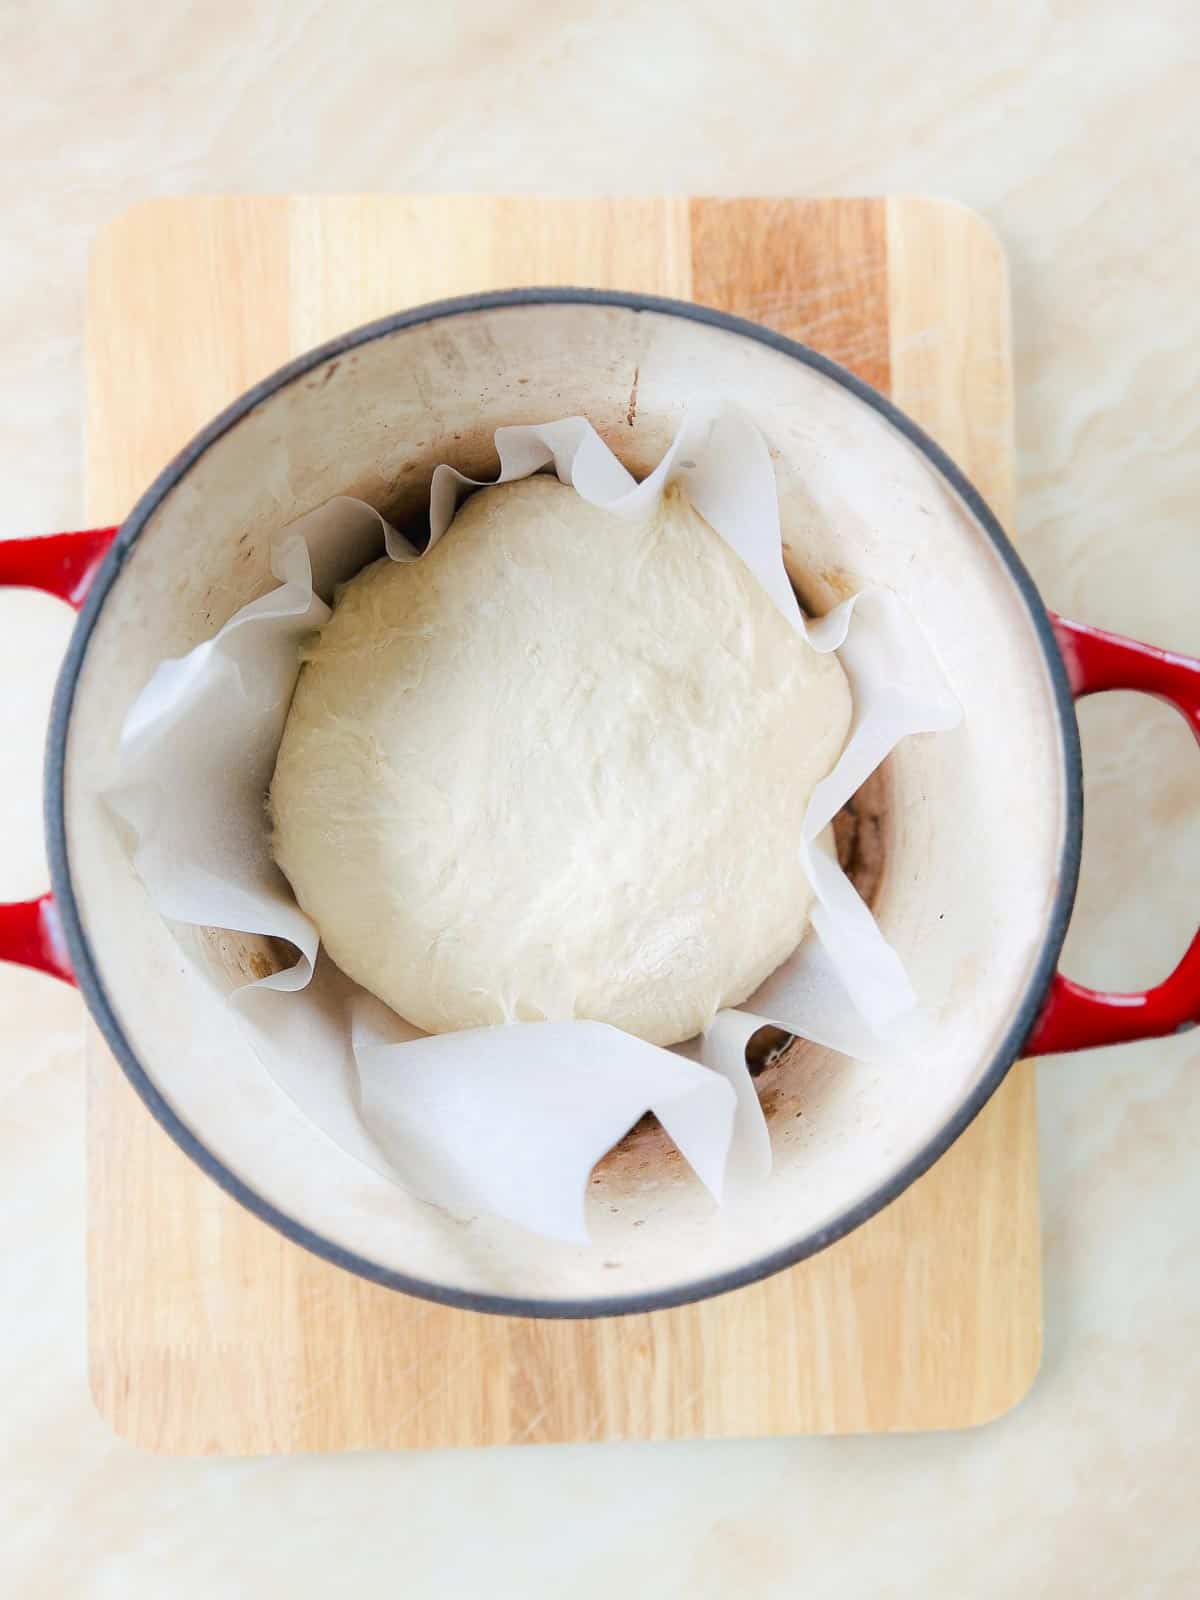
xmin=0 ymin=526 xmax=118 ymax=986
xmin=1026 ymin=614 xmax=1200 ymax=1054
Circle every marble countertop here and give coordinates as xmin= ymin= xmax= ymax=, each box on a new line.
xmin=3 ymin=2 xmax=1199 ymax=1594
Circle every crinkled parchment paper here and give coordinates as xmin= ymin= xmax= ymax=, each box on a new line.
xmin=109 ymin=399 xmax=959 ymax=1243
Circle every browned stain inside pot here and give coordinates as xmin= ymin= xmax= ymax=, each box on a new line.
xmin=199 ymin=927 xmax=298 ymax=987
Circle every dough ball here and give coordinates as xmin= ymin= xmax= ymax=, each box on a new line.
xmin=270 ymin=476 xmax=851 ymax=1046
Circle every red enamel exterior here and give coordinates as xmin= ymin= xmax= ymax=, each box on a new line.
xmin=0 ymin=528 xmax=118 ymax=610
xmin=0 ymin=526 xmax=117 ymax=985
xmin=1025 ymin=616 xmax=1200 ymax=1054
xmin=2 ymin=526 xmax=1199 ymax=1055
xmin=0 ymin=893 xmax=73 ymax=982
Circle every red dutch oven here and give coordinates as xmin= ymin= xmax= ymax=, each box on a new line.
xmin=2 ymin=290 xmax=1199 ymax=1316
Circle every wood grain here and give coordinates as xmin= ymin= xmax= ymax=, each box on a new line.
xmin=86 ymin=195 xmax=1039 ymax=1454
xmin=690 ymin=198 xmax=891 ymax=393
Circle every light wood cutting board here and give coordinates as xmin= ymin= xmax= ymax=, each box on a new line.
xmin=85 ymin=195 xmax=1039 ymax=1454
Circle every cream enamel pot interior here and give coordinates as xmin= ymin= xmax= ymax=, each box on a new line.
xmin=6 ymin=290 xmax=1200 ymax=1318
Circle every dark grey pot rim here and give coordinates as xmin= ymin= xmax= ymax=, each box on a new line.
xmin=46 ymin=287 xmax=1082 ymax=1320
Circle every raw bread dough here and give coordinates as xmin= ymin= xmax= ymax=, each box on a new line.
xmin=270 ymin=477 xmax=852 ymax=1046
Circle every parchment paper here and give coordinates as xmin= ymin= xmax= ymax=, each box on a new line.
xmin=109 ymin=399 xmax=959 ymax=1243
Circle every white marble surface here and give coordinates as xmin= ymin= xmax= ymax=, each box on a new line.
xmin=3 ymin=1 xmax=1199 ymax=1593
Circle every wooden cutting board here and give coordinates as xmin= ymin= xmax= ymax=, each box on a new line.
xmin=85 ymin=196 xmax=1039 ymax=1454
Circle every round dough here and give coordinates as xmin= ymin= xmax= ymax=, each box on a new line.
xmin=270 ymin=477 xmax=851 ymax=1046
